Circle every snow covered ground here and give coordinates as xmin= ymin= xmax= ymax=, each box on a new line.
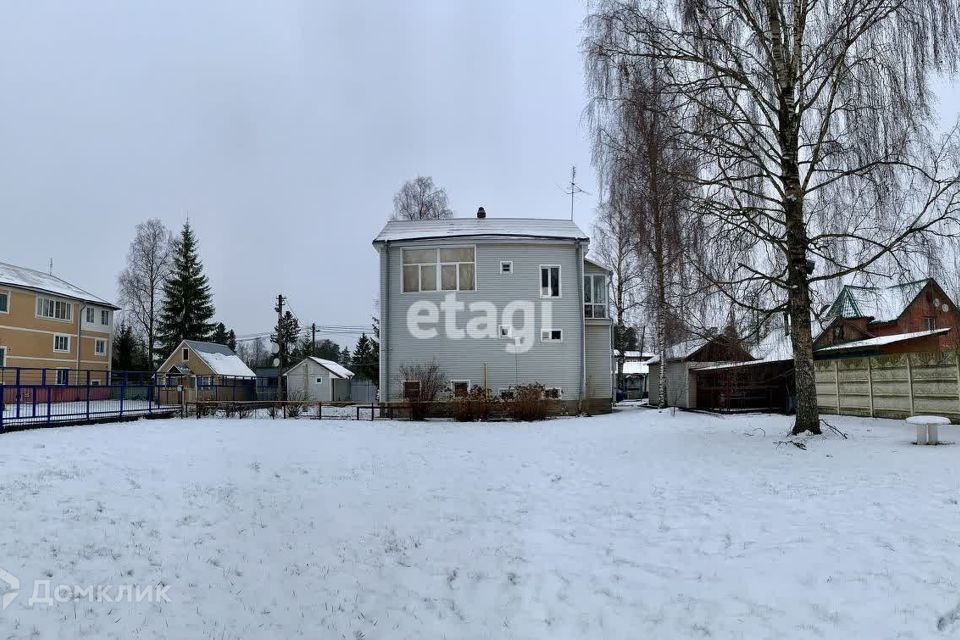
xmin=2 ymin=400 xmax=180 ymax=426
xmin=0 ymin=408 xmax=958 ymax=638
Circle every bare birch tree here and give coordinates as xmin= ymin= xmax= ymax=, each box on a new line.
xmin=588 ymin=53 xmax=697 ymax=409
xmin=391 ymin=176 xmax=454 ymax=220
xmin=118 ymin=218 xmax=173 ymax=369
xmin=586 ymin=0 xmax=960 ymax=433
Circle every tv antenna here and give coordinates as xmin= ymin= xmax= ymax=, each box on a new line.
xmin=564 ymin=165 xmax=589 ymax=220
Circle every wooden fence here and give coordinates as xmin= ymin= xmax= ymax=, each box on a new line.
xmin=815 ymin=350 xmax=960 ymax=422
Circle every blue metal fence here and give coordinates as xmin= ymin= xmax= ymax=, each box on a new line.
xmin=0 ymin=367 xmax=183 ymax=431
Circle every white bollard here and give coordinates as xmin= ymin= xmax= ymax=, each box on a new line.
xmin=917 ymin=422 xmax=928 ymax=445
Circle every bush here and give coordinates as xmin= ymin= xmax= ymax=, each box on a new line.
xmin=286 ymin=391 xmax=307 ymax=418
xmin=506 ymin=383 xmax=548 ymax=421
xmin=452 ymin=386 xmax=497 ymax=422
xmin=398 ymin=360 xmax=447 ymax=421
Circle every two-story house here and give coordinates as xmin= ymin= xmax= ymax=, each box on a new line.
xmin=814 ymin=279 xmax=960 ymax=352
xmin=0 ymin=260 xmax=118 ymax=382
xmin=373 ymin=210 xmax=614 ymax=412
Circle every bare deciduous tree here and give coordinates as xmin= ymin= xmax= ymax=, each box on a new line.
xmin=586 ymin=0 xmax=960 ymax=433
xmin=588 ymin=51 xmax=698 ymax=409
xmin=392 ymin=176 xmax=454 ymax=220
xmin=118 ymin=218 xmax=173 ymax=369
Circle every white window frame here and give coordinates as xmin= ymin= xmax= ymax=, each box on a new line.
xmin=543 ymin=387 xmax=563 ymax=399
xmin=499 ymin=261 xmax=513 ymax=274
xmin=0 ymin=345 xmax=6 ymax=367
xmin=53 ymin=334 xmax=71 ymax=353
xmin=498 ymin=325 xmax=512 ymax=338
xmin=584 ymin=274 xmax=608 ymax=319
xmin=0 ymin=289 xmax=10 ymax=314
xmin=498 ymin=388 xmax=515 ymax=400
xmin=95 ymin=338 xmax=107 ymax=355
xmin=450 ymin=380 xmax=471 ymax=397
xmin=101 ymin=309 xmax=110 ymax=325
xmin=315 ymin=377 xmax=324 ymax=385
xmin=36 ymin=296 xmax=72 ymax=322
xmin=401 ymin=245 xmax=477 ymax=293
xmin=90 ymin=379 xmax=101 ymax=387
xmin=85 ymin=307 xmax=95 ymax=323
xmin=55 ymin=368 xmax=70 ymax=385
xmin=539 ymin=265 xmax=561 ymax=298
xmin=540 ymin=329 xmax=563 ymax=343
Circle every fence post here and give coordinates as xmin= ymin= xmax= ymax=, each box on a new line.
xmin=15 ymin=368 xmax=21 ymax=419
xmin=119 ymin=373 xmax=126 ymax=419
xmin=866 ymin=357 xmax=874 ymax=418
xmin=955 ymin=350 xmax=960 ymax=416
xmin=0 ymin=383 xmax=4 ymax=433
xmin=834 ymin=360 xmax=841 ymax=415
xmin=85 ymin=370 xmax=91 ymax=422
xmin=906 ymin=353 xmax=915 ymax=416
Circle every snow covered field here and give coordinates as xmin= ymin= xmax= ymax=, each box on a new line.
xmin=0 ymin=408 xmax=958 ymax=638
xmin=2 ymin=400 xmax=180 ymax=427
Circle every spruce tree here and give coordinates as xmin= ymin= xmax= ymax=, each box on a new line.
xmin=157 ymin=221 xmax=216 ymax=359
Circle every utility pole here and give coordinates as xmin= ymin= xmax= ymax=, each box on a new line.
xmin=275 ymin=294 xmax=285 ymax=401
xmin=312 ymin=323 xmax=317 ymax=356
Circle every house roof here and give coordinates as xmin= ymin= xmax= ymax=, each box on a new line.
xmin=285 ymin=356 xmax=354 ymax=379
xmin=0 ymin=260 xmax=119 ymax=308
xmin=646 ymin=338 xmax=709 ymax=365
xmin=814 ymin=328 xmax=950 ymax=353
xmin=827 ymin=280 xmax=930 ymax=323
xmin=622 ymin=361 xmax=649 ymax=376
xmin=615 ymin=350 xmax=655 ymax=360
xmin=584 ymin=257 xmax=613 ymax=273
xmin=183 ymin=340 xmax=256 ymax=377
xmin=373 ymin=218 xmax=589 ymax=244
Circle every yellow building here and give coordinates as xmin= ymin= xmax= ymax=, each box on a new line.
xmin=0 ymin=260 xmax=118 ymax=382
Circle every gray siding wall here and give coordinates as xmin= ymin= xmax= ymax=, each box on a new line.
xmin=379 ymin=240 xmax=586 ymax=400
xmin=285 ymin=360 xmax=335 ymax=402
xmin=585 ymin=322 xmax=613 ymax=398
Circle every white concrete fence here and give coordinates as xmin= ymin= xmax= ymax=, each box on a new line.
xmin=816 ymin=350 xmax=960 ymax=423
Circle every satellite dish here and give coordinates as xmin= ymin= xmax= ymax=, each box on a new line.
xmin=270 ymin=342 xmax=280 ymax=355
xmin=272 ymin=357 xmax=280 ymax=367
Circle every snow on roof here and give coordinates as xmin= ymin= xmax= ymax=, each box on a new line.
xmin=752 ymin=332 xmax=794 ymax=363
xmin=373 ymin=218 xmax=589 ymax=243
xmin=615 ymin=350 xmax=655 ymax=360
xmin=185 ymin=341 xmax=256 ymax=377
xmin=814 ymin=328 xmax=950 ymax=353
xmin=622 ymin=361 xmax=649 ymax=376
xmin=0 ymin=260 xmax=118 ymax=308
xmin=584 ymin=257 xmax=613 ymax=273
xmin=307 ymin=357 xmax=354 ymax=379
xmin=646 ymin=338 xmax=708 ymax=365
xmin=828 ymin=280 xmax=929 ymax=323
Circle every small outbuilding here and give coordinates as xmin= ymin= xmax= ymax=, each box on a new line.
xmin=284 ymin=357 xmax=355 ymax=402
xmin=156 ymin=340 xmax=256 ymax=402
xmin=647 ymin=335 xmax=754 ymax=409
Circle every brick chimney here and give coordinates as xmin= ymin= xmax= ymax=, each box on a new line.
xmin=477 ymin=206 xmax=486 ymax=219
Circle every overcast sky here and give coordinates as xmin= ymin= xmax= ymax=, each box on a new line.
xmin=1 ymin=2 xmax=959 ymax=348
xmin=0 ymin=0 xmax=597 ymax=347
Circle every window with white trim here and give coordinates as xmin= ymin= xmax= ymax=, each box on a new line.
xmin=544 ymin=387 xmax=562 ymax=399
xmin=0 ymin=291 xmax=7 ymax=313
xmin=402 ymin=247 xmax=476 ymax=292
xmin=498 ymin=388 xmax=515 ymax=400
xmin=500 ymin=261 xmax=513 ymax=274
xmin=95 ymin=338 xmax=107 ymax=355
xmin=37 ymin=296 xmax=72 ymax=321
xmin=85 ymin=307 xmax=95 ymax=323
xmin=540 ymin=265 xmax=561 ymax=298
xmin=923 ymin=316 xmax=936 ymax=331
xmin=315 ymin=377 xmax=323 ymax=384
xmin=498 ymin=325 xmax=511 ymax=338
xmin=101 ymin=309 xmax=110 ymax=325
xmin=450 ymin=380 xmax=470 ymax=397
xmin=53 ymin=335 xmax=71 ymax=353
xmin=541 ymin=329 xmax=563 ymax=342
xmin=584 ymin=274 xmax=608 ymax=318
xmin=55 ymin=368 xmax=70 ymax=385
